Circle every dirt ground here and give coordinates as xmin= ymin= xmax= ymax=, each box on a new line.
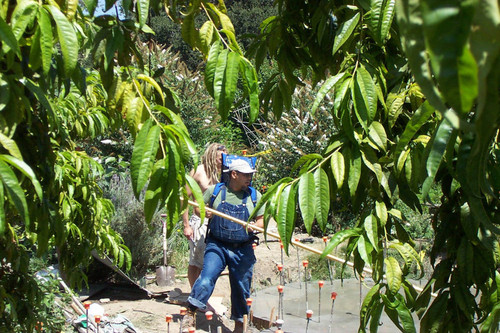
xmin=81 ymin=232 xmax=327 ymax=333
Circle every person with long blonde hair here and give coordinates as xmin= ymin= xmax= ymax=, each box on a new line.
xmin=182 ymin=143 xmax=228 ymax=287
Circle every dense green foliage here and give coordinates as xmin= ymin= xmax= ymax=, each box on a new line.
xmin=149 ymin=0 xmax=276 ymax=69
xmin=172 ymin=0 xmax=500 ymax=331
xmin=0 ymin=0 xmax=498 ymax=332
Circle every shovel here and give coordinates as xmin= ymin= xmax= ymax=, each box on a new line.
xmin=156 ymin=214 xmax=175 ymax=286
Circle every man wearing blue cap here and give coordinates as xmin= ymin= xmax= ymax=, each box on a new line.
xmin=181 ymin=158 xmax=264 ymax=333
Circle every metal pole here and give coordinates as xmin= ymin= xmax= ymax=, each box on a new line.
xmin=303 ymin=260 xmax=309 ymax=310
xmin=323 ymin=236 xmax=334 ymax=285
xmin=328 ymin=292 xmax=337 ymax=333
xmin=295 ymin=238 xmax=301 ymax=289
xmin=166 ymin=314 xmax=172 ymax=333
xmin=277 ymin=285 xmax=284 ymax=320
xmin=83 ymin=301 xmax=91 ymax=333
xmin=318 ymin=281 xmax=324 ymax=323
xmin=306 ymin=310 xmax=313 ymax=333
xmin=280 ymin=241 xmax=285 ymax=285
xmin=205 ymin=311 xmax=213 ymax=333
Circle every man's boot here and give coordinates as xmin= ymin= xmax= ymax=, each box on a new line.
xmin=233 ymin=320 xmax=244 ymax=333
xmin=180 ymin=309 xmax=196 ymax=333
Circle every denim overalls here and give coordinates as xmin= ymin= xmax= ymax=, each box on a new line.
xmin=187 ymin=186 xmax=256 ymax=322
xmin=208 ymin=185 xmax=253 ymax=243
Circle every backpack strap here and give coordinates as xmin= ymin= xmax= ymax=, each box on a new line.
xmin=209 ymin=183 xmax=257 ymax=207
xmin=209 ymin=183 xmax=225 ymax=208
xmin=248 ymin=186 xmax=257 ymax=206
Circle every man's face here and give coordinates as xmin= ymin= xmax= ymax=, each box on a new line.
xmin=232 ymin=171 xmax=253 ymax=190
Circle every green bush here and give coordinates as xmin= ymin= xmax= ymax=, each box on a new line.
xmin=135 ymin=41 xmax=245 ymax=155
xmin=101 ymin=175 xmax=163 ymax=279
xmin=101 ymin=174 xmax=191 ymax=278
xmin=0 ymin=248 xmax=71 ymax=332
xmin=306 ymin=253 xmax=353 ymax=281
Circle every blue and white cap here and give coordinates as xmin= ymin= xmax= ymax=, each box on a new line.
xmin=227 ymin=159 xmax=257 ymax=174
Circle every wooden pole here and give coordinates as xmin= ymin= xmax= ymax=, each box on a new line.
xmin=188 ymin=200 xmax=433 ymax=296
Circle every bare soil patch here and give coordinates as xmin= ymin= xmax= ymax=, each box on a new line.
xmin=82 ymin=233 xmax=325 ymax=333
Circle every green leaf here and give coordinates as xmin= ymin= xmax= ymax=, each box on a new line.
xmin=298 ymin=173 xmax=316 ymax=233
xmin=347 ymin=146 xmax=362 ymax=199
xmin=155 ymin=105 xmax=190 ymax=135
xmin=311 ymin=72 xmax=347 ymax=114
xmin=291 ymin=153 xmax=323 ymax=175
xmin=466 ymin=57 xmax=500 ymax=199
xmin=334 ymin=78 xmax=352 ymax=115
xmin=422 ymin=117 xmax=454 ymax=198
xmin=0 ymin=133 xmax=22 ymax=161
xmin=368 ymin=121 xmax=388 ymax=152
xmin=394 ymin=293 xmax=416 ymax=333
xmin=457 ymin=238 xmax=474 ymax=285
xmin=199 ymin=20 xmax=215 ymax=56
xmin=0 ymin=15 xmax=20 ymax=56
xmin=219 ymin=12 xmax=235 ymax=36
xmin=357 ymin=234 xmax=372 ymax=265
xmin=137 ymin=74 xmax=165 ymax=106
xmin=248 ymin=177 xmax=293 ymax=221
xmin=368 ymin=299 xmax=384 ymax=332
xmin=207 ymin=2 xmax=235 ymax=35
xmin=213 ymin=48 xmax=229 ymax=118
xmin=395 ymin=0 xmax=448 ymax=114
xmin=330 ymin=151 xmax=345 ymax=190
xmin=0 ymin=155 xmax=42 ymax=200
xmin=125 ymin=97 xmax=144 ymax=135
xmin=61 ymin=0 xmax=76 ymax=19
xmin=38 ymin=8 xmax=53 ymax=76
xmin=360 ymin=283 xmax=382 ymax=328
xmin=21 ymin=78 xmax=56 ymax=126
xmin=385 ymin=256 xmax=402 ymax=294
xmin=83 ymin=0 xmax=98 ymax=16
xmin=380 ymin=0 xmax=396 ymax=42
xmin=11 ymin=0 xmax=38 ymax=41
xmin=279 ymin=79 xmax=292 ymax=112
xmin=181 ymin=12 xmax=198 ymax=49
xmin=322 ymin=228 xmax=361 ymax=258
xmin=272 ymin=85 xmax=284 ymax=120
xmin=130 ymin=119 xmax=161 ymax=198
xmin=394 ymin=101 xmax=435 ymax=158
xmin=137 ymin=0 xmax=150 ymax=27
xmin=387 ymin=92 xmax=406 ymax=128
xmin=361 ymin=147 xmax=391 ymax=197
xmin=144 ymin=160 xmax=165 ymax=224
xmin=220 ymin=28 xmax=243 ymax=54
xmin=0 ymin=159 xmax=29 ymax=228
xmin=332 ymin=12 xmax=360 ymax=55
xmin=0 ymin=75 xmax=9 ymax=112
xmin=185 ymin=174 xmax=205 ymax=222
xmin=221 ymin=51 xmax=240 ymax=119
xmin=481 ymin=301 xmax=500 ymax=333
xmin=352 ymin=66 xmax=377 ymax=132
xmin=421 ymin=0 xmax=478 ymax=114
xmin=389 ymin=241 xmax=424 ymax=278
xmin=0 ymin=182 xmax=4 ymax=234
xmin=277 ymin=184 xmax=296 ymax=254
xmin=239 ymin=57 xmax=260 ymax=123
xmin=420 ymin=291 xmax=449 ymax=332
xmin=314 ymin=168 xmax=330 ymax=232
xmin=164 ymin=123 xmax=197 ymax=167
xmin=375 ymin=199 xmax=388 ymax=226
xmin=364 ymin=214 xmax=379 ymax=251
xmin=368 ymin=0 xmax=396 ymax=45
xmin=46 ymin=5 xmax=78 ymax=77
